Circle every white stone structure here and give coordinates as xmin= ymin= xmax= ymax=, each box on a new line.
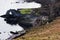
xmin=0 ymin=0 xmax=41 ymax=16
xmin=0 ymin=0 xmax=41 ymax=40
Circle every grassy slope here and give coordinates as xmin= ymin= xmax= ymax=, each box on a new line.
xmin=13 ymin=17 xmax=60 ymax=40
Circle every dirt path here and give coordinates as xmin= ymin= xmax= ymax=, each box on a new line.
xmin=13 ymin=17 xmax=60 ymax=40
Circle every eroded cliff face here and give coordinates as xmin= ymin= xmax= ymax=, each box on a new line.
xmin=14 ymin=17 xmax=60 ymax=40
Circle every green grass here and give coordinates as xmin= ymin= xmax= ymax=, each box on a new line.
xmin=20 ymin=9 xmax=31 ymax=14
